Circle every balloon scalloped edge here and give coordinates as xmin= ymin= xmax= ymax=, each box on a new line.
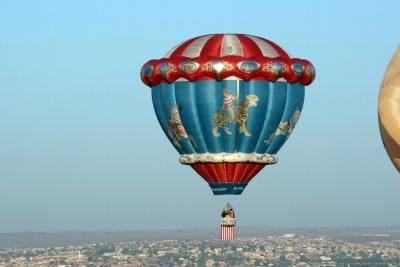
xmin=141 ymin=56 xmax=315 ymax=86
xmin=179 ymin=152 xmax=278 ymax=165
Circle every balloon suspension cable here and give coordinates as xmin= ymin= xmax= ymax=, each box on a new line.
xmin=235 ymin=79 xmax=240 ymax=151
xmin=214 ymin=195 xmax=240 ymax=210
xmin=236 ymin=79 xmax=240 ymax=103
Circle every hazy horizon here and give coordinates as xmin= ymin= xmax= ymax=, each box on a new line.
xmin=5 ymin=224 xmax=400 ymax=234
xmin=2 ymin=225 xmax=400 ymax=249
xmin=1 ymin=0 xmax=400 ymax=233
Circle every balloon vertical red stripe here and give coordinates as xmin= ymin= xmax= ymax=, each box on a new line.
xmin=236 ymin=34 xmax=264 ymax=57
xmin=191 ymin=163 xmax=265 ymax=185
xmin=199 ymin=35 xmax=224 ymax=57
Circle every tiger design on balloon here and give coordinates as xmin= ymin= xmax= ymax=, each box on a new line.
xmin=211 ymin=90 xmax=259 ymax=137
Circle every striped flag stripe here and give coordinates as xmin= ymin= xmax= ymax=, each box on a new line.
xmin=220 ymin=226 xmax=235 ymax=240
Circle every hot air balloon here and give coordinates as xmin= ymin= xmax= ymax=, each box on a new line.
xmin=379 ymin=47 xmax=400 ymax=171
xmin=141 ymin=34 xmax=315 ymax=195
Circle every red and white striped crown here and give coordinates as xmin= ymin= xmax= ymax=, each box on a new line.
xmin=141 ymin=34 xmax=315 ymax=86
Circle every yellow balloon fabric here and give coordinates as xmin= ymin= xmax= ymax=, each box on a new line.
xmin=378 ymin=47 xmax=400 ymax=172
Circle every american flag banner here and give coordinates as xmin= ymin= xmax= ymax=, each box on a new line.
xmin=220 ymin=225 xmax=235 ymax=240
xmin=220 ymin=204 xmax=236 ymax=240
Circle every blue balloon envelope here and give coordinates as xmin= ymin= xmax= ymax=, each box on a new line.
xmin=141 ymin=34 xmax=315 ymax=195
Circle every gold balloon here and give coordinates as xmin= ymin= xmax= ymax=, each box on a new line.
xmin=378 ymin=47 xmax=400 ymax=171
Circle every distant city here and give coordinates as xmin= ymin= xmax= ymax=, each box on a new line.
xmin=1 ymin=226 xmax=400 ymax=266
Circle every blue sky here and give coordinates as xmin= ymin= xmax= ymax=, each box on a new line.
xmin=0 ymin=0 xmax=400 ymax=232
